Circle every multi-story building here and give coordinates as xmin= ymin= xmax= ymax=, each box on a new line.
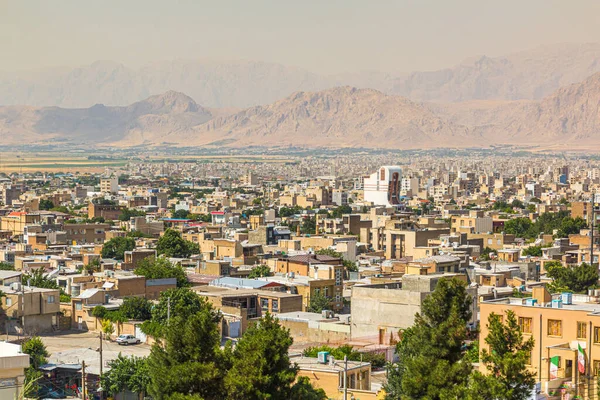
xmin=363 ymin=166 xmax=402 ymax=207
xmin=480 ymin=287 xmax=600 ymax=398
xmin=100 ymin=176 xmax=119 ymax=194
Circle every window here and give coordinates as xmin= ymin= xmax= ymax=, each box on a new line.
xmin=5 ymin=297 xmax=12 ymax=306
xmin=518 ymin=317 xmax=532 ymax=334
xmin=75 ymin=302 xmax=83 ymax=311
xmin=260 ymin=298 xmax=269 ymax=311
xmin=578 ymin=321 xmax=587 ymax=339
xmin=548 ymin=319 xmax=562 ymax=337
xmin=594 ymin=327 xmax=600 ymax=344
xmin=47 ymin=295 xmax=55 ymax=304
xmin=594 ymin=360 xmax=600 ymax=376
xmin=272 ymin=300 xmax=279 ymax=313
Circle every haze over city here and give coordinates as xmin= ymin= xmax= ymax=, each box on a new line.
xmin=3 ymin=2 xmax=600 ymax=400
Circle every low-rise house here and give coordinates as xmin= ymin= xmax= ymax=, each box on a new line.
xmin=1 ymin=283 xmax=61 ymax=334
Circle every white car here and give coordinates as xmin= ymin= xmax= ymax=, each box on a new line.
xmin=116 ymin=334 xmax=141 ymax=345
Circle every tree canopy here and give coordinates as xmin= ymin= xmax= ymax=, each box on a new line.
xmin=385 ymin=278 xmax=473 ymax=399
xmin=248 ymin=264 xmax=272 ymax=279
xmin=100 ymin=354 xmax=151 ymax=397
xmin=546 ymin=261 xmax=599 ymax=293
xmin=156 ymin=229 xmax=200 ymax=258
xmin=22 ymin=336 xmax=49 ymax=398
xmin=504 ymin=211 xmax=586 ymax=239
xmin=468 ymin=310 xmax=535 ymax=400
xmin=134 ymin=257 xmax=188 ymax=288
xmin=101 ymin=236 xmax=136 ymax=260
xmin=119 ymin=296 xmax=153 ymax=321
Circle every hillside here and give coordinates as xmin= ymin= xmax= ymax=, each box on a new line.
xmin=0 ymin=91 xmax=212 ymax=145
xmin=181 ymin=87 xmax=474 ymax=148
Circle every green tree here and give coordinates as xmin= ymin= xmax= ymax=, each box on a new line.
xmin=146 ymin=302 xmax=226 ymax=400
xmin=385 ymin=278 xmax=473 ymax=399
xmin=546 ymin=262 xmax=599 ymax=293
xmin=134 ymin=257 xmax=188 ymax=288
xmin=141 ymin=288 xmax=207 ymax=337
xmin=521 ymin=246 xmax=542 ymax=257
xmin=156 ymin=229 xmax=199 ymax=258
xmin=100 ymin=354 xmax=151 ymax=398
xmin=39 ymin=199 xmax=55 ymax=210
xmin=504 ymin=218 xmax=534 ymax=238
xmin=480 ymin=247 xmax=495 ymax=261
xmin=101 ymin=236 xmax=136 ymax=260
xmin=224 ymin=313 xmax=298 ymax=400
xmin=307 ymin=291 xmax=332 ymax=313
xmin=22 ymin=269 xmax=59 ymax=290
xmin=300 ymin=216 xmax=316 ymax=235
xmin=289 ymin=377 xmax=327 ymax=400
xmin=120 ymin=296 xmax=153 ymax=320
xmin=248 ymin=264 xmax=272 ymax=279
xmin=172 ymin=209 xmax=192 ymax=219
xmin=22 ymin=336 xmax=49 ymax=399
xmin=331 ymin=204 xmax=352 ymax=219
xmin=0 ymin=262 xmax=15 ymax=270
xmin=118 ymin=208 xmax=147 ymax=221
xmin=468 ymin=310 xmax=535 ymax=400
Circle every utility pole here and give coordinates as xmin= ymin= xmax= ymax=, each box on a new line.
xmin=82 ymin=360 xmax=86 ymax=400
xmin=592 ymin=195 xmax=596 ymax=268
xmin=343 ymin=355 xmax=348 ymax=400
xmin=99 ymin=331 xmax=103 ymax=377
xmin=99 ymin=331 xmax=103 ymax=400
xmin=167 ymin=297 xmax=171 ymax=324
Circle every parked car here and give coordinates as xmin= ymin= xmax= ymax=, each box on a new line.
xmin=116 ymin=334 xmax=141 ymax=345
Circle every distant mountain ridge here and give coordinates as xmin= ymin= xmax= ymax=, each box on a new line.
xmin=2 ymin=43 xmax=600 ymax=108
xmin=3 ymin=67 xmax=600 ymax=149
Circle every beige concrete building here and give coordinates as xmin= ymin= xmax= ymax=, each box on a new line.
xmin=0 ymin=342 xmax=30 ymax=399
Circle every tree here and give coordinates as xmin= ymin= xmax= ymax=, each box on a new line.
xmin=289 ymin=377 xmax=327 ymax=400
xmin=134 ymin=257 xmax=188 ymax=288
xmin=172 ymin=209 xmax=191 ymax=219
xmin=300 ymin=216 xmax=316 ymax=235
xmin=468 ymin=310 xmax=535 ymax=400
xmin=118 ymin=208 xmax=146 ymax=221
xmin=39 ymin=199 xmax=55 ymax=210
xmin=141 ymin=288 xmax=207 ymax=337
xmin=22 ymin=269 xmax=59 ymax=290
xmin=522 ymin=246 xmax=542 ymax=257
xmin=22 ymin=336 xmax=49 ymax=399
xmin=101 ymin=236 xmax=136 ymax=260
xmin=480 ymin=247 xmax=495 ymax=261
xmin=248 ymin=264 xmax=272 ymax=279
xmin=146 ymin=302 xmax=226 ymax=400
xmin=120 ymin=296 xmax=153 ymax=320
xmin=331 ymin=204 xmax=352 ymax=219
xmin=385 ymin=278 xmax=473 ymax=399
xmin=0 ymin=262 xmax=15 ymax=270
xmin=156 ymin=229 xmax=199 ymax=258
xmin=100 ymin=354 xmax=151 ymax=398
xmin=307 ymin=291 xmax=332 ymax=313
xmin=546 ymin=262 xmax=599 ymax=293
xmin=504 ymin=218 xmax=534 ymax=238
xmin=101 ymin=319 xmax=115 ymax=336
xmin=224 ymin=313 xmax=298 ymax=400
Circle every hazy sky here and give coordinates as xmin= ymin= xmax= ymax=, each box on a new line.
xmin=2 ymin=0 xmax=600 ymax=73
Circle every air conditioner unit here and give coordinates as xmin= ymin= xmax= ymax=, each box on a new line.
xmin=11 ymin=282 xmax=22 ymax=292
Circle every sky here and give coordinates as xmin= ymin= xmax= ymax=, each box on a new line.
xmin=2 ymin=0 xmax=600 ymax=74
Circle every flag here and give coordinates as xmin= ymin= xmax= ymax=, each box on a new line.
xmin=550 ymin=356 xmax=560 ymax=379
xmin=578 ymin=343 xmax=586 ymax=374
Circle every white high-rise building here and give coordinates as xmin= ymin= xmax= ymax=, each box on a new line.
xmin=363 ymin=166 xmax=402 ymax=206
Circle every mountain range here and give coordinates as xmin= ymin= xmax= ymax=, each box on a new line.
xmin=2 ymin=43 xmax=600 ymax=108
xmin=3 ymin=43 xmax=600 ymax=149
xmin=2 ymin=68 xmax=600 ymax=149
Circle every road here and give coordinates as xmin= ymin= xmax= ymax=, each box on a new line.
xmin=8 ymin=330 xmax=152 ymax=375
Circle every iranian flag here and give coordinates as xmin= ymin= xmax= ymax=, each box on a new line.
xmin=550 ymin=356 xmax=560 ymax=379
xmin=578 ymin=343 xmax=586 ymax=374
